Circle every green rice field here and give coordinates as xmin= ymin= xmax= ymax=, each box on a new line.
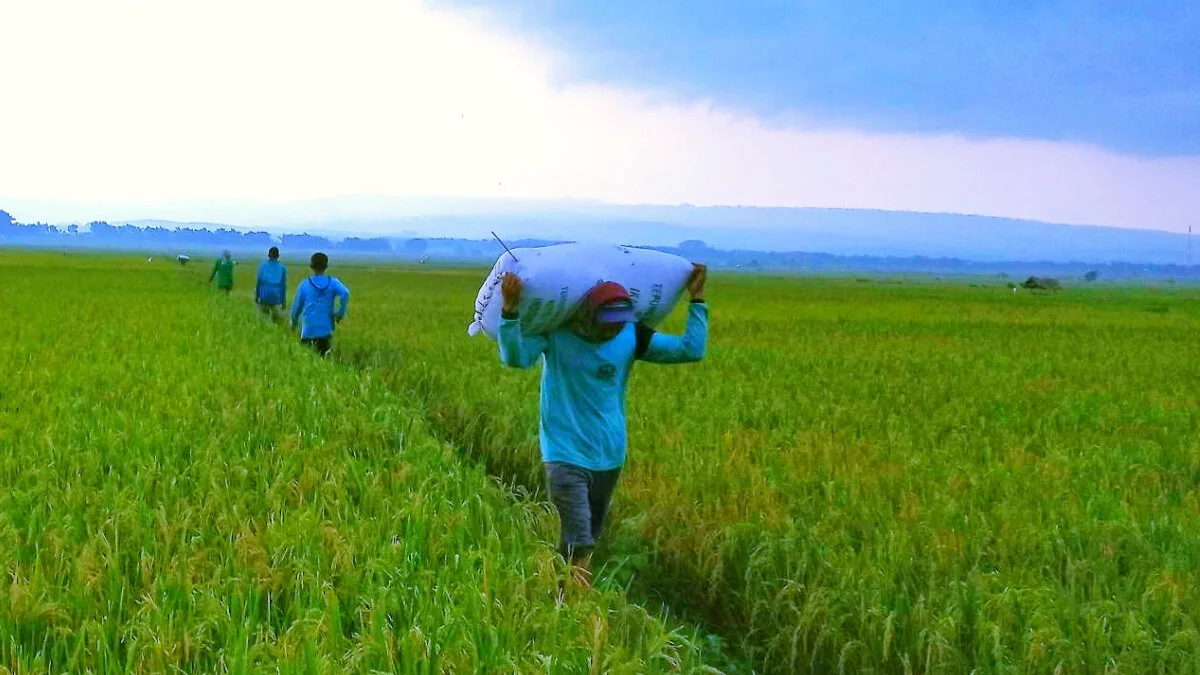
xmin=4 ymin=249 xmax=1200 ymax=673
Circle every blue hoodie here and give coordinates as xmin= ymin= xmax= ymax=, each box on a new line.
xmin=499 ymin=301 xmax=707 ymax=470
xmin=255 ymin=259 xmax=288 ymax=306
xmin=290 ymin=274 xmax=350 ymax=339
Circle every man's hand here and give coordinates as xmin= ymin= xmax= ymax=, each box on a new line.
xmin=501 ymin=273 xmax=523 ymax=314
xmin=687 ymin=263 xmax=707 ymax=301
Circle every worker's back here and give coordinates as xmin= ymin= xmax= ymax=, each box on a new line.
xmin=292 ymin=274 xmax=350 ymax=339
xmin=211 ymin=257 xmax=235 ymax=288
xmin=256 ymin=259 xmax=287 ymax=304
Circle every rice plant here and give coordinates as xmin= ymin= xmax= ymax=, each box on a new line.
xmin=335 ymin=263 xmax=1200 ymax=674
xmin=0 ymin=252 xmax=727 ymax=674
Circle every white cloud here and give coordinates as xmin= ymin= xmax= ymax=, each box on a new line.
xmin=2 ymin=0 xmax=1198 ymax=231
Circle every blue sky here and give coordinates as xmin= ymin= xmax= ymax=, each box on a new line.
xmin=450 ymin=0 xmax=1200 ymax=156
xmin=3 ymin=0 xmax=1198 ymax=232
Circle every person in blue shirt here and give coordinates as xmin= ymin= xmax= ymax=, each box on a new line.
xmin=289 ymin=252 xmax=350 ymax=356
xmin=255 ymin=246 xmax=288 ymax=323
xmin=498 ymin=264 xmax=708 ymax=585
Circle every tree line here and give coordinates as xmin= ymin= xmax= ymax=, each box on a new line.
xmin=3 ymin=208 xmax=1198 ymax=280
xmin=0 ymin=210 xmax=392 ymax=253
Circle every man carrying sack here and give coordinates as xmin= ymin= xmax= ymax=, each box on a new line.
xmin=497 ymin=264 xmax=708 ymax=594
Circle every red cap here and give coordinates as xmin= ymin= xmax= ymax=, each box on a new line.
xmin=586 ymin=281 xmax=637 ymax=323
xmin=585 ymin=281 xmax=631 ymax=306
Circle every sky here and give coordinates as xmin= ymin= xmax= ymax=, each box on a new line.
xmin=1 ymin=0 xmax=1198 ymax=232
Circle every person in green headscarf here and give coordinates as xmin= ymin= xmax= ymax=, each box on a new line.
xmin=209 ymin=250 xmax=235 ymax=295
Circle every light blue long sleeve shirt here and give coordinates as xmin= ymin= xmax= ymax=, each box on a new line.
xmin=290 ymin=274 xmax=350 ymax=339
xmin=499 ymin=301 xmax=708 ymax=470
xmin=255 ymin=259 xmax=288 ymax=306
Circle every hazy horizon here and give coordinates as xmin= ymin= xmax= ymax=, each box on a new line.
xmin=5 ymin=195 xmax=1197 ymax=265
xmin=2 ymin=193 xmax=1195 ymax=235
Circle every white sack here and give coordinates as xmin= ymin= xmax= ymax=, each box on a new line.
xmin=468 ymin=243 xmax=694 ymax=339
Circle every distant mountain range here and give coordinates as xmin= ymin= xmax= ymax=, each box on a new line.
xmin=2 ymin=196 xmax=1197 ymax=267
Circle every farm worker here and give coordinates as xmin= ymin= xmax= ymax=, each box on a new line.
xmin=498 ymin=264 xmax=708 ymax=587
xmin=255 ymin=246 xmax=288 ymax=322
xmin=208 ymin=250 xmax=235 ymax=294
xmin=290 ymin=252 xmax=350 ymax=356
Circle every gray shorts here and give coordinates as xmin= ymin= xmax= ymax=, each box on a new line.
xmin=545 ymin=462 xmax=622 ymax=559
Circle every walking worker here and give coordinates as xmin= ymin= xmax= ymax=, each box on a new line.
xmin=498 ymin=264 xmax=708 ymax=586
xmin=289 ymin=252 xmax=350 ymax=356
xmin=208 ymin=250 xmax=235 ymax=294
xmin=255 ymin=246 xmax=288 ymax=322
